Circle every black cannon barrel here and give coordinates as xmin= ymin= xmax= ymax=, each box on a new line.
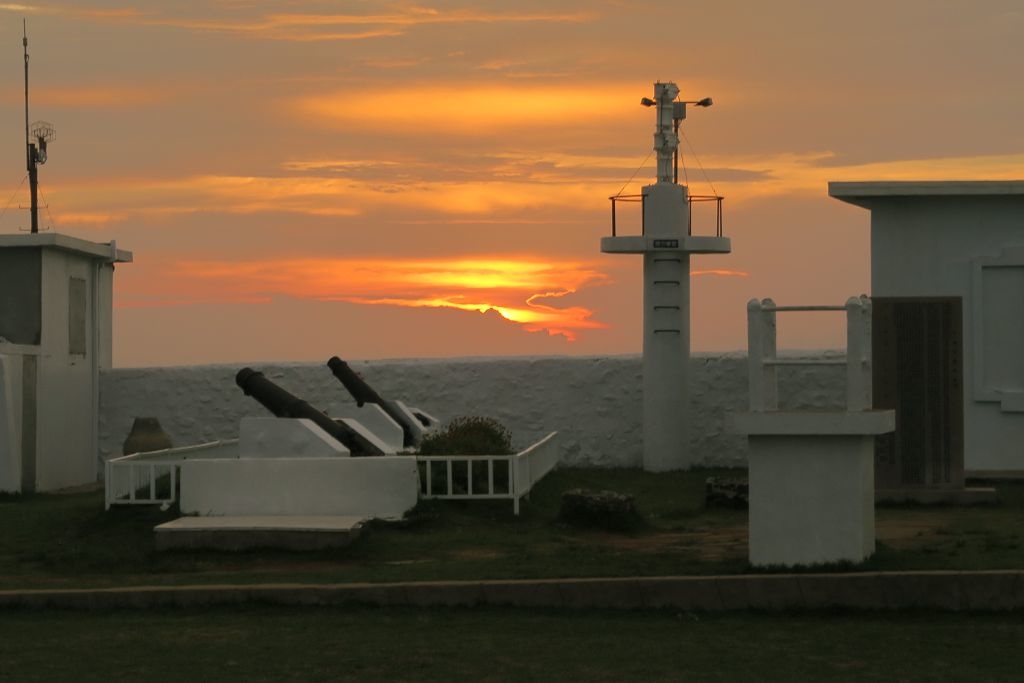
xmin=327 ymin=356 xmax=416 ymax=448
xmin=327 ymin=356 xmax=383 ymax=407
xmin=235 ymin=367 xmax=384 ymax=456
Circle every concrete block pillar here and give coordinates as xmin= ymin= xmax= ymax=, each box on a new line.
xmin=747 ymin=431 xmax=875 ymax=566
xmin=735 ymin=411 xmax=895 ymax=567
xmin=642 ymin=248 xmax=690 ymax=471
xmin=641 ymin=183 xmax=690 ymax=471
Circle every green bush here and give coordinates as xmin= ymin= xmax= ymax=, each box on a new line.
xmin=418 ymin=416 xmax=513 ymax=456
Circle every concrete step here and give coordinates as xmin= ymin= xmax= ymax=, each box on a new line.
xmin=155 ymin=515 xmax=365 ymax=551
xmin=875 ymin=487 xmax=998 ymax=505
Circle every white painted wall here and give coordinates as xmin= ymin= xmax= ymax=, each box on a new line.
xmin=35 ymin=248 xmax=96 ymax=491
xmin=0 ymin=353 xmax=24 ymax=492
xmin=96 ymin=262 xmax=115 ymax=370
xmin=178 ymin=456 xmax=419 ymax=519
xmin=98 ymin=353 xmax=849 ymax=474
xmin=867 ymin=195 xmax=1024 ymax=470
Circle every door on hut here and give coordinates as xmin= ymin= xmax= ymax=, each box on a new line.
xmin=872 ymin=297 xmax=964 ymax=491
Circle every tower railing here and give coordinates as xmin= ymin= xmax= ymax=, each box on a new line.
xmin=688 ymin=195 xmax=724 ymax=237
xmin=608 ymin=193 xmax=724 ymax=237
xmin=608 ymin=194 xmax=645 ymax=237
xmin=746 ymin=296 xmax=873 ymax=412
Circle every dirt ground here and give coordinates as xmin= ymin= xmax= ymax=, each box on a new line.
xmin=586 ymin=508 xmax=959 ymax=563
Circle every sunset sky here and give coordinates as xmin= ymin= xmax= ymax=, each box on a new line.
xmin=0 ymin=1 xmax=1021 ymax=367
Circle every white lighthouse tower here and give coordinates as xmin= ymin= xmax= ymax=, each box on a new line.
xmin=601 ymin=81 xmax=731 ymax=471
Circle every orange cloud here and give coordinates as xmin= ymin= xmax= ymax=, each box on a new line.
xmin=24 ymin=84 xmax=177 ymax=109
xmin=148 ymin=8 xmax=590 ymax=39
xmin=16 ymin=144 xmax=1024 ymax=233
xmin=0 ymin=4 xmax=145 ymax=20
xmin=294 ymin=84 xmax=639 ymax=134
xmin=35 ymin=171 xmax=607 ymax=221
xmin=675 ymin=151 xmax=1024 ymax=203
xmin=42 ymin=174 xmax=364 ymax=219
xmin=28 ymin=145 xmax=1024 ymax=231
xmin=343 ymin=295 xmax=604 ymax=340
xmin=9 ymin=5 xmax=592 ymax=42
xmin=48 ymin=211 xmax=127 ymax=226
xmin=693 ymin=269 xmax=749 ymax=277
xmin=121 ymin=256 xmax=610 ymax=341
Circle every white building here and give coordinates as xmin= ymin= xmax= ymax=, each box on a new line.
xmin=830 ymin=181 xmax=1024 ymax=475
xmin=0 ymin=233 xmax=131 ymax=492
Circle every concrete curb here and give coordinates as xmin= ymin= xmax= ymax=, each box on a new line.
xmin=2 ymin=571 xmax=1024 ymax=612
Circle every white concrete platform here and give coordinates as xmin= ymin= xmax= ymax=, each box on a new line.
xmin=600 ymin=234 xmax=731 ymax=254
xmin=155 ymin=515 xmax=365 ymax=551
xmin=178 ymin=456 xmax=419 ymax=519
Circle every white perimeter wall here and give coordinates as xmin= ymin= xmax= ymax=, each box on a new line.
xmin=97 ymin=353 xmax=847 ymax=475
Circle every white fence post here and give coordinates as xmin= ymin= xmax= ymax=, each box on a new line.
xmin=747 ymin=299 xmax=765 ymax=411
xmin=762 ymin=299 xmax=778 ymax=411
xmin=747 ymin=298 xmax=778 ymax=411
xmin=845 ymin=295 xmax=872 ymax=411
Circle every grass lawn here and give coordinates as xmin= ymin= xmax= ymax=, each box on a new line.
xmin=1 ymin=605 xmax=1023 ymax=681
xmin=1 ymin=468 xmax=1024 ymax=590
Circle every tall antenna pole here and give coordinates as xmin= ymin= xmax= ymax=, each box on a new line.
xmin=23 ymin=20 xmax=28 ymax=171
xmin=24 ymin=19 xmax=38 ymax=233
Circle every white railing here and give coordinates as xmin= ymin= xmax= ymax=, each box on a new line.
xmin=106 ymin=432 xmax=560 ymax=516
xmin=104 ymin=439 xmax=240 ymax=510
xmin=104 ymin=458 xmax=177 ymax=510
xmin=416 ymin=432 xmax=559 ymax=515
xmin=747 ymin=296 xmax=872 ymax=412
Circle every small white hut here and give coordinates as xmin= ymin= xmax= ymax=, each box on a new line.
xmin=0 ymin=232 xmax=131 ymax=492
xmin=830 ymin=180 xmax=1024 ymax=478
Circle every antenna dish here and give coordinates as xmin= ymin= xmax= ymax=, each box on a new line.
xmin=30 ymin=120 xmax=55 ymax=143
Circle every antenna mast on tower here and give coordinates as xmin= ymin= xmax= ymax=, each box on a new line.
xmin=23 ymin=20 xmax=55 ymax=234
